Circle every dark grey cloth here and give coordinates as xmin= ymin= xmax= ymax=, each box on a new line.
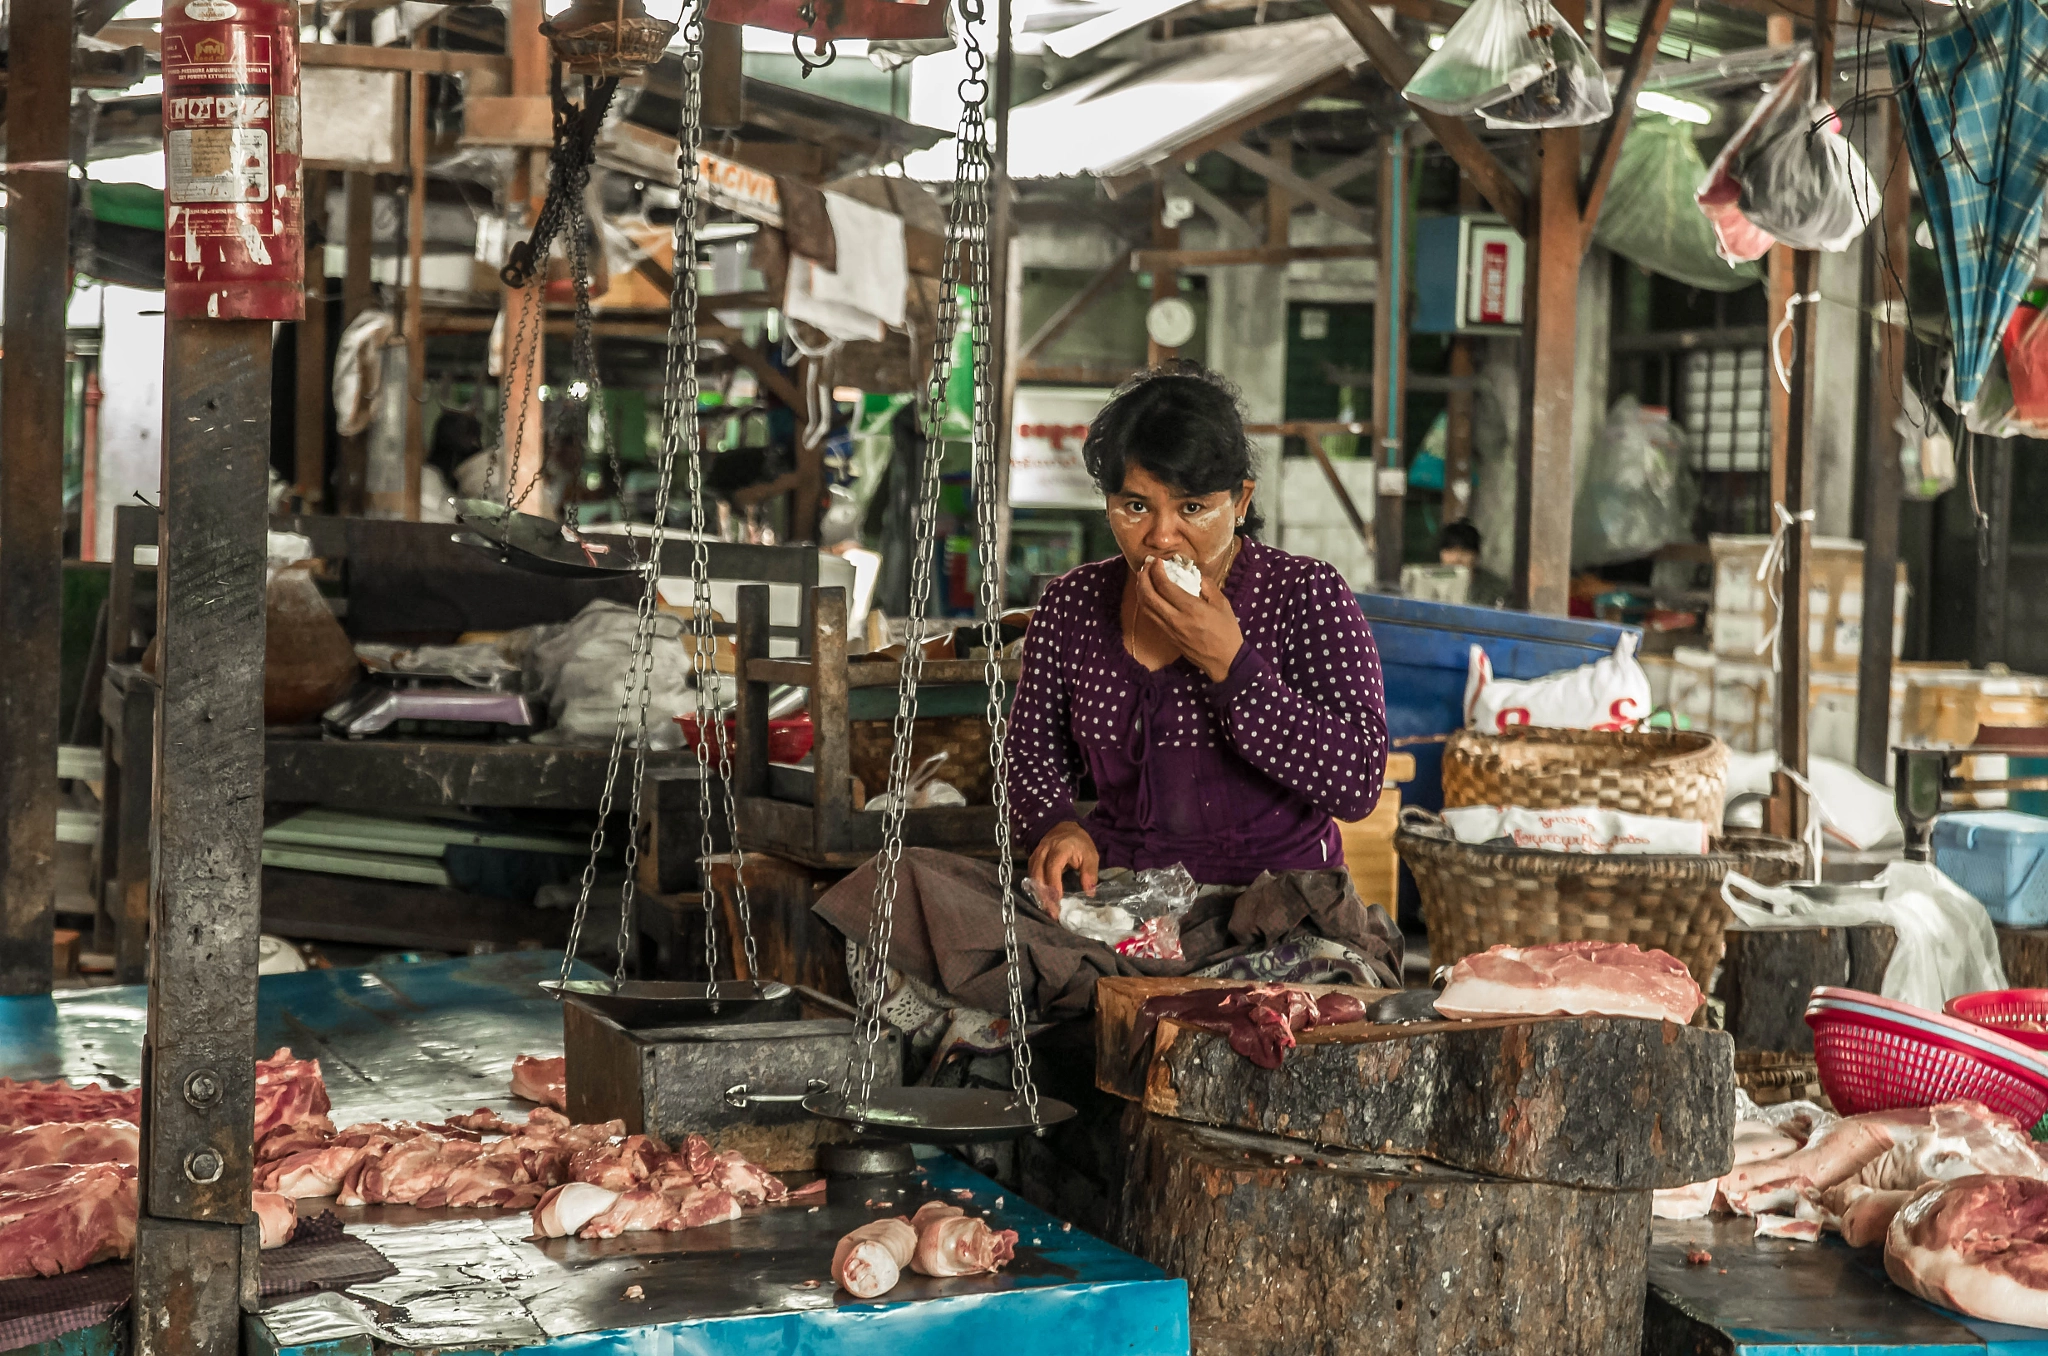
xmin=813 ymin=847 xmax=1401 ymax=1022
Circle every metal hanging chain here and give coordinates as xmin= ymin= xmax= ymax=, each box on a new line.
xmin=839 ymin=0 xmax=1041 ymax=1126
xmin=790 ymin=0 xmax=839 ymax=76
xmin=559 ymin=20 xmax=698 ymax=991
xmin=503 ymin=73 xmax=621 ymax=290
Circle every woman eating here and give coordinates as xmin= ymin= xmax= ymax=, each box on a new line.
xmin=1007 ymin=364 xmax=1390 ymax=896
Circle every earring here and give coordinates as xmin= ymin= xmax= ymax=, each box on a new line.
xmin=1234 ymin=516 xmax=1246 ymax=526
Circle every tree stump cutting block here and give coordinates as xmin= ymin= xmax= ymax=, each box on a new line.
xmin=1114 ymin=1109 xmax=1649 ymax=1356
xmin=1096 ymin=976 xmax=1731 ymax=1190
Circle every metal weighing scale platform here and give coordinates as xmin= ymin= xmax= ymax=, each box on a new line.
xmin=1649 ymin=1217 xmax=2048 ymax=1354
xmin=0 ymin=952 xmax=1189 ymax=1356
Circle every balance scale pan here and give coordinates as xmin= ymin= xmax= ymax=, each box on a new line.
xmin=541 ymin=979 xmax=795 ymax=1028
xmin=454 ymin=499 xmax=645 ymax=579
xmin=803 ymin=1087 xmax=1078 ymax=1144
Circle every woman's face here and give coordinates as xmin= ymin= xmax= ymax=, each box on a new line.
xmin=1105 ymin=464 xmax=1255 ymax=574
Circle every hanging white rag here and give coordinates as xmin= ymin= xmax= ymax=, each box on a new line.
xmin=1771 ymin=289 xmax=1822 ymax=393
xmin=783 ymin=192 xmax=908 ymax=343
xmin=333 ymin=309 xmax=398 ymax=436
xmin=1752 ymin=500 xmax=1816 ymax=672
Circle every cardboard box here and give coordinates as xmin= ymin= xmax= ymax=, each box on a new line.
xmin=1709 ymin=535 xmax=1908 ymax=672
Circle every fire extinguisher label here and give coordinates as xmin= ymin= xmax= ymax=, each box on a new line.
xmin=186 ymin=0 xmax=237 ymax=17
xmin=168 ymin=127 xmax=271 ymax=204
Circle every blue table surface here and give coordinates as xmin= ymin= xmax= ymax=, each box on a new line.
xmin=0 ymin=953 xmax=1190 ymax=1356
xmin=1651 ymin=1218 xmax=2048 ymax=1354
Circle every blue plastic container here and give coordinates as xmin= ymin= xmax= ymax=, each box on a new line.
xmin=1350 ymin=593 xmax=1641 ymax=812
xmin=1932 ymin=810 xmax=2048 ymax=926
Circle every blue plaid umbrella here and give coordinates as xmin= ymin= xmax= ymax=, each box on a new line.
xmin=1891 ymin=0 xmax=2048 ymax=404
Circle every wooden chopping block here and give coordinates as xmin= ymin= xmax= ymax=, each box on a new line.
xmin=1096 ymin=976 xmax=1732 ymax=1190
xmin=1999 ymin=925 xmax=2048 ymax=989
xmin=1114 ymin=1109 xmax=1649 ymax=1356
xmin=1714 ymin=923 xmax=1898 ymax=1054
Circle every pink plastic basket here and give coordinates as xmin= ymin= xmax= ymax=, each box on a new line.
xmin=1946 ymin=989 xmax=2048 ymax=1052
xmin=1805 ymin=987 xmax=2048 ymax=1124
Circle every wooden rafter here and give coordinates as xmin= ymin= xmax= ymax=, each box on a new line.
xmin=1132 ymin=243 xmax=1372 ymax=269
xmin=1324 ymin=0 xmax=1528 ymax=233
xmin=1217 ymin=140 xmax=1373 ymax=237
xmin=1165 ymin=166 xmax=1258 ymax=244
xmin=1579 ymin=0 xmax=1678 ymax=249
xmin=1020 ymin=248 xmax=1136 ymax=363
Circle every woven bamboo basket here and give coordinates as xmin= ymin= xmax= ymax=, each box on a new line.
xmin=1442 ymin=726 xmax=1729 ymax=824
xmin=1734 ymin=1050 xmax=1828 ymax=1109
xmin=1396 ymin=822 xmax=1804 ymax=990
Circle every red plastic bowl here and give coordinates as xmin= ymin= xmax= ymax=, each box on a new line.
xmin=674 ymin=711 xmax=814 ymax=764
xmin=1946 ymin=989 xmax=2048 ymax=1051
xmin=1806 ymin=986 xmax=2048 ymax=1125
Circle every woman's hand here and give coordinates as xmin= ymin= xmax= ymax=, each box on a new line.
xmin=1132 ymin=556 xmax=1244 ymax=683
xmin=1028 ymin=821 xmax=1099 ymax=911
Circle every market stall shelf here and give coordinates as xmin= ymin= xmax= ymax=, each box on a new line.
xmin=1097 ymin=975 xmax=1733 ymax=1190
xmin=0 ymin=953 xmax=1190 ymax=1356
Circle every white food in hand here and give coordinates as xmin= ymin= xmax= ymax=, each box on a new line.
xmin=1160 ymin=555 xmax=1202 ymax=596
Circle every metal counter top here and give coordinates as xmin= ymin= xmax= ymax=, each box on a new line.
xmin=0 ymin=953 xmax=1189 ymax=1356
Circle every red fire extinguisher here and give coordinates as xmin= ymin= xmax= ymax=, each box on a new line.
xmin=161 ymin=0 xmax=303 ymax=321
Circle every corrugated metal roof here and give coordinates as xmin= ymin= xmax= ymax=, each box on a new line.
xmin=1007 ymin=15 xmax=1365 ymax=181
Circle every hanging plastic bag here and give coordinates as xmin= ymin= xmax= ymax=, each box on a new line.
xmin=1735 ymin=94 xmax=1876 ymax=252
xmin=1695 ymin=52 xmax=1818 ymax=263
xmin=1572 ymin=396 xmax=1698 ymax=568
xmin=1595 ymin=116 xmax=1765 ymax=292
xmin=1405 ymin=0 xmax=1611 ymax=129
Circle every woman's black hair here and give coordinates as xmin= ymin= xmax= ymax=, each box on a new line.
xmin=1081 ymin=361 xmax=1262 ymax=536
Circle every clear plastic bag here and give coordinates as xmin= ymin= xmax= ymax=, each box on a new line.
xmin=1594 ymin=116 xmax=1765 ymax=292
xmin=1571 ymin=396 xmax=1699 ymax=567
xmin=1736 ymin=96 xmax=1876 ymax=252
xmin=1404 ymin=0 xmax=1611 ymax=129
xmin=1031 ymin=864 xmax=1200 ymax=960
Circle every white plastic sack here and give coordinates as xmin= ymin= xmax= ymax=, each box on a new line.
xmin=1719 ymin=750 xmax=1903 ymax=852
xmin=1404 ymin=0 xmax=1612 ymax=129
xmin=1736 ymin=96 xmax=1876 ymax=253
xmin=525 ymin=600 xmax=692 ymax=749
xmin=1573 ymin=397 xmax=1699 ymax=568
xmin=1444 ymin=804 xmax=1709 ymax=854
xmin=1722 ymin=862 xmax=2006 ymax=1011
xmin=1464 ymin=633 xmax=1652 ymax=733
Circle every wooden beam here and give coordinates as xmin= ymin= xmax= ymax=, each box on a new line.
xmin=1855 ymin=101 xmax=1909 ymax=780
xmin=1164 ymin=166 xmax=1256 ymax=245
xmin=1148 ymin=209 xmax=1181 ymax=366
xmin=1133 ymin=244 xmax=1372 ymax=269
xmin=1512 ymin=0 xmax=1585 ymax=615
xmin=0 ymin=0 xmax=68 ymax=994
xmin=1765 ymin=15 xmax=1795 ymax=519
xmin=295 ymin=168 xmax=329 ymax=509
xmin=1217 ymin=139 xmax=1373 ymax=237
xmin=500 ymin=0 xmax=548 ymax=511
xmin=1312 ymin=149 xmax=1382 ymax=192
xmin=1579 ymin=0 xmax=1677 ymax=250
xmin=403 ymin=71 xmax=427 ymax=522
xmin=724 ymin=337 xmax=805 ymax=411
xmin=1324 ymin=0 xmax=1528 ymax=233
xmin=1373 ymin=135 xmax=1409 ymax=585
xmin=300 ymin=42 xmax=508 ymax=78
xmin=1022 ymin=248 xmax=1135 ymax=363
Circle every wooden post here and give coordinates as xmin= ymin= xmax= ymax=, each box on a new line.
xmin=404 ymin=71 xmax=428 ymax=521
xmin=133 ymin=320 xmax=269 ymax=1355
xmin=702 ymin=21 xmax=745 ymax=131
xmin=1855 ymin=104 xmax=1909 ymax=780
xmin=338 ymin=169 xmax=375 ymax=515
xmin=501 ymin=0 xmax=549 ymax=506
xmin=1772 ymin=0 xmax=1836 ymax=853
xmin=1765 ymin=14 xmax=1795 ymax=518
xmin=1147 ymin=207 xmax=1180 ymax=367
xmin=296 ymin=169 xmax=330 ymax=510
xmin=1512 ymin=5 xmax=1585 ymax=616
xmin=1373 ymin=132 xmax=1408 ymax=585
xmin=0 ymin=0 xmax=70 ymax=995
xmin=793 ymin=358 xmax=823 ymax=542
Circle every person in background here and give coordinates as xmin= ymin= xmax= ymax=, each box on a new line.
xmin=1437 ymin=519 xmax=1511 ymax=608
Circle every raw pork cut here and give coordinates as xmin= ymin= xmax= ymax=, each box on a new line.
xmin=252 ymin=1190 xmax=298 ymax=1249
xmin=532 ymin=1182 xmax=619 ymax=1238
xmin=1434 ymin=941 xmax=1702 ymax=1024
xmin=254 ymin=1048 xmax=332 ymax=1143
xmin=1130 ymin=985 xmax=1371 ymax=1071
xmin=527 ymin=1181 xmax=742 ymax=1239
xmin=511 ymin=1055 xmax=567 ymax=1111
xmin=0 ymin=1162 xmax=138 ymax=1279
xmin=833 ymin=1218 xmax=918 ymax=1297
xmin=0 ymin=1078 xmax=139 ymax=1130
xmin=910 ymin=1210 xmax=1018 ymax=1277
xmin=0 ymin=1119 xmax=139 ymax=1172
xmin=1887 ymin=1175 xmax=2048 ymax=1326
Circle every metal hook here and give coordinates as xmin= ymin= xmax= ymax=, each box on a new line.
xmin=791 ymin=29 xmax=838 ymax=75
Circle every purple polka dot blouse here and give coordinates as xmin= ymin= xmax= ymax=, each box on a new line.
xmin=1004 ymin=538 xmax=1389 ymax=887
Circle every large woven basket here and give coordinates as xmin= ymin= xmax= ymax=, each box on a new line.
xmin=1397 ymin=822 xmax=1804 ymax=989
xmin=1442 ymin=726 xmax=1729 ymax=825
